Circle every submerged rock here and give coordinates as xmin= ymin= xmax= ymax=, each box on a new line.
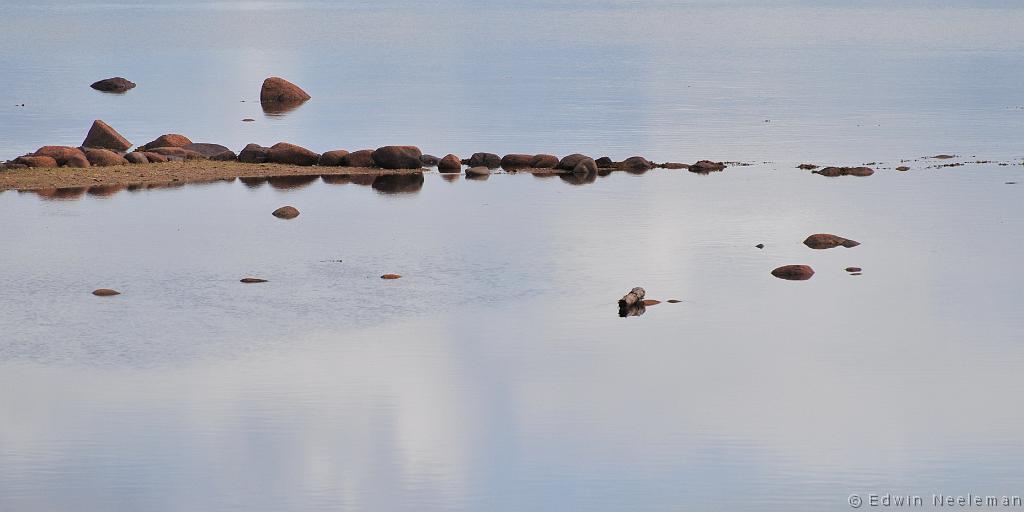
xmin=381 ymin=274 xmax=402 ymax=280
xmin=813 ymin=166 xmax=874 ymax=177
xmin=260 ymin=76 xmax=311 ymax=103
xmin=466 ymin=152 xmax=501 ymax=169
xmin=689 ymin=160 xmax=727 ymax=174
xmin=372 ymin=146 xmax=423 ymax=169
xmin=82 ymin=120 xmax=132 ymax=151
xmin=92 ymin=288 xmax=121 ymax=296
xmin=272 ymin=205 xmax=300 ymax=219
xmin=803 ymin=233 xmax=860 ymax=249
xmin=797 ymin=163 xmax=819 ymax=170
xmin=755 ymin=243 xmax=765 ymax=249
xmin=771 ymin=265 xmax=815 ymax=281
xmin=667 ymin=299 xmax=682 ymax=304
xmin=90 ymin=77 xmax=136 ymax=93
xmin=896 ymin=166 xmax=910 ymax=171
xmin=438 ymin=154 xmax=462 ymax=173
xmin=240 ymin=278 xmax=268 ymax=283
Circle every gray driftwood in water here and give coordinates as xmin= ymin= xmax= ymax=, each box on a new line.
xmin=618 ymin=287 xmax=646 ymax=308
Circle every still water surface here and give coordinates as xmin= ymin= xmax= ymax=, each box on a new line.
xmin=2 ymin=1 xmax=1024 ymax=511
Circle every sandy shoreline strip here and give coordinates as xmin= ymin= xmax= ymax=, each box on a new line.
xmin=0 ymin=160 xmax=494 ymax=191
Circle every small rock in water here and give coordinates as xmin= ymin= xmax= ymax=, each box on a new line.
xmin=667 ymin=299 xmax=682 ymax=303
xmin=932 ymin=154 xmax=955 ymax=159
xmin=465 ymin=166 xmax=491 ymax=177
xmin=92 ymin=288 xmax=121 ymax=296
xmin=755 ymin=243 xmax=765 ymax=249
xmin=896 ymin=166 xmax=910 ymax=171
xmin=813 ymin=166 xmax=874 ymax=177
xmin=803 ymin=233 xmax=860 ymax=249
xmin=272 ymin=206 xmax=300 ymax=219
xmin=771 ymin=265 xmax=815 ymax=281
xmin=689 ymin=160 xmax=727 ymax=174
xmin=845 ymin=267 xmax=862 ymax=273
xmin=797 ymin=163 xmax=819 ymax=170
xmin=381 ymin=274 xmax=402 ymax=280
xmin=90 ymin=77 xmax=136 ymax=93
xmin=1007 ymin=182 xmax=1017 ymax=185
xmin=242 ymin=118 xmax=255 ymax=122
xmin=240 ymin=278 xmax=268 ymax=283
xmin=642 ymin=299 xmax=661 ymax=306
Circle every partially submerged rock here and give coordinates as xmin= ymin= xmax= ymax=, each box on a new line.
xmin=82 ymin=120 xmax=132 ymax=151
xmin=260 ymin=76 xmax=311 ymax=103
xmin=771 ymin=265 xmax=815 ymax=281
xmin=90 ymin=77 xmax=136 ymax=93
xmin=466 ymin=166 xmax=491 ymax=177
xmin=572 ymin=157 xmax=598 ymax=175
xmin=420 ymin=154 xmax=440 ymax=167
xmin=381 ymin=274 xmax=402 ymax=280
xmin=240 ymin=278 xmax=268 ymax=283
xmin=372 ymin=146 xmax=423 ymax=169
xmin=803 ymin=233 xmax=860 ymax=249
xmin=238 ymin=143 xmax=271 ymax=164
xmin=642 ymin=299 xmax=661 ymax=306
xmin=272 ymin=205 xmax=300 ymax=219
xmin=595 ymin=156 xmax=616 ymax=168
xmin=267 ymin=142 xmax=319 ymax=166
xmin=845 ymin=267 xmax=862 ymax=273
xmin=618 ymin=287 xmax=646 ymax=308
xmin=318 ymin=150 xmax=349 ymax=166
xmin=500 ymin=154 xmax=533 ymax=170
xmin=557 ymin=153 xmax=592 ymax=171
xmin=466 ymin=152 xmax=501 ymax=169
xmin=92 ymin=288 xmax=121 ymax=296
xmin=797 ymin=163 xmax=819 ymax=170
xmin=813 ymin=166 xmax=874 ymax=177
xmin=621 ymin=156 xmax=654 ymax=172
xmin=530 ymin=154 xmax=559 ymax=168
xmin=896 ymin=166 xmax=910 ymax=171
xmin=689 ymin=160 xmax=727 ymax=174
xmin=660 ymin=162 xmax=689 ymax=170
xmin=438 ymin=154 xmax=461 ymax=173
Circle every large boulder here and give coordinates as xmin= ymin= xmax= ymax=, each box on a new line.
xmin=372 ymin=146 xmax=423 ymax=169
xmin=438 ymin=154 xmax=461 ymax=173
xmin=82 ymin=120 xmax=132 ymax=151
xmin=90 ymin=77 xmax=136 ymax=93
xmin=238 ymin=143 xmax=270 ymax=164
xmin=141 ymin=152 xmax=169 ymax=163
xmin=530 ymin=154 xmax=559 ymax=168
xmin=339 ymin=149 xmax=375 ymax=168
xmin=83 ymin=148 xmax=129 ymax=166
xmin=183 ymin=143 xmax=236 ymax=161
xmin=771 ymin=265 xmax=815 ymax=281
xmin=141 ymin=134 xmax=192 ymax=150
xmin=803 ymin=234 xmax=860 ymax=249
xmin=689 ymin=160 xmax=727 ymax=174
xmin=557 ymin=153 xmax=592 ymax=171
xmin=572 ymin=157 xmax=598 ymax=175
xmin=814 ymin=166 xmax=874 ymax=177
xmin=33 ymin=146 xmax=88 ymax=167
xmin=595 ymin=156 xmax=616 ymax=168
xmin=267 ymin=142 xmax=320 ymax=166
xmin=621 ymin=156 xmax=654 ymax=172
xmin=500 ymin=154 xmax=533 ymax=170
xmin=466 ymin=152 xmax=501 ymax=169
xmin=318 ymin=150 xmax=349 ymax=166
xmin=15 ymin=155 xmax=58 ymax=168
xmin=260 ymin=77 xmax=311 ymax=103
xmin=420 ymin=154 xmax=440 ymax=167
xmin=124 ymin=152 xmax=149 ymax=164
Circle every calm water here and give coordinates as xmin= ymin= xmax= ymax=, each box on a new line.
xmin=2 ymin=1 xmax=1024 ymax=511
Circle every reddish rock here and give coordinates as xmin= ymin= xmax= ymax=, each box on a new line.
xmin=466 ymin=166 xmax=491 ymax=177
xmin=141 ymin=134 xmax=192 ymax=150
xmin=845 ymin=267 xmax=863 ymax=273
xmin=814 ymin=166 xmax=874 ymax=177
xmin=83 ymin=148 xmax=129 ymax=167
xmin=92 ymin=288 xmax=121 ymax=296
xmin=33 ymin=146 xmax=88 ymax=167
xmin=318 ymin=150 xmax=349 ymax=166
xmin=896 ymin=166 xmax=910 ymax=171
xmin=500 ymin=154 xmax=533 ymax=170
xmin=381 ymin=274 xmax=402 ymax=280
xmin=15 ymin=155 xmax=58 ymax=168
xmin=141 ymin=152 xmax=169 ymax=163
xmin=771 ymin=265 xmax=815 ymax=281
xmin=184 ymin=143 xmax=236 ymax=161
xmin=595 ymin=156 xmax=616 ymax=168
xmin=797 ymin=163 xmax=819 ymax=170
xmin=689 ymin=160 xmax=727 ymax=174
xmin=272 ymin=206 xmax=300 ymax=219
xmin=572 ymin=157 xmax=598 ymax=175
xmin=466 ymin=152 xmax=501 ymax=169
xmin=146 ymin=147 xmax=203 ymax=160
xmin=438 ymin=154 xmax=462 ymax=173
xmin=339 ymin=149 xmax=375 ymax=168
xmin=530 ymin=154 xmax=559 ymax=168
xmin=90 ymin=77 xmax=135 ymax=92
xmin=267 ymin=142 xmax=320 ymax=166
xmin=420 ymin=154 xmax=440 ymax=167
xmin=372 ymin=146 xmax=423 ymax=169
xmin=642 ymin=299 xmax=661 ymax=306
xmin=260 ymin=77 xmax=311 ymax=103
xmin=804 ymin=233 xmax=860 ymax=249
xmin=238 ymin=143 xmax=271 ymax=164
xmin=557 ymin=153 xmax=592 ymax=171
xmin=124 ymin=152 xmax=149 ymax=164
xmin=82 ymin=120 xmax=132 ymax=151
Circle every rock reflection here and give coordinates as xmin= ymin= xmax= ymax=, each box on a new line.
xmin=441 ymin=174 xmax=460 ymax=183
xmin=559 ymin=170 xmax=597 ymax=186
xmin=465 ymin=173 xmax=490 ymax=181
xmin=618 ymin=303 xmax=647 ymax=318
xmin=239 ymin=177 xmax=267 ymax=188
xmin=320 ymin=174 xmax=350 ymax=185
xmin=87 ymin=184 xmax=125 ymax=197
xmin=372 ymin=173 xmax=424 ymax=194
xmin=267 ymin=175 xmax=319 ymax=190
xmin=260 ymin=99 xmax=307 ymax=116
xmin=35 ymin=187 xmax=87 ymax=200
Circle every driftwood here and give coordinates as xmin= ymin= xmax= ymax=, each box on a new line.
xmin=618 ymin=287 xmax=646 ymax=309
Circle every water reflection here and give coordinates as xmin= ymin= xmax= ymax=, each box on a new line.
xmin=239 ymin=176 xmax=267 ymax=188
xmin=267 ymin=175 xmax=319 ymax=190
xmin=260 ymin=99 xmax=307 ymax=116
xmin=320 ymin=174 xmax=350 ymax=185
xmin=618 ymin=303 xmax=647 ymax=318
xmin=559 ymin=170 xmax=597 ymax=186
xmin=371 ymin=173 xmax=424 ymax=194
xmin=34 ymin=187 xmax=87 ymax=200
xmin=87 ymin=184 xmax=125 ymax=197
xmin=465 ymin=172 xmax=489 ymax=181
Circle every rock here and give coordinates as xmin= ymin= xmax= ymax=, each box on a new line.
xmin=183 ymin=143 xmax=236 ymax=161
xmin=933 ymin=154 xmax=955 ymax=159
xmin=83 ymin=148 xmax=129 ymax=166
xmin=238 ymin=143 xmax=271 ymax=164
xmin=642 ymin=299 xmax=661 ymax=306
xmin=3 ymin=162 xmax=28 ymax=170
xmin=90 ymin=77 xmax=136 ymax=93
xmin=240 ymin=278 xmax=268 ymax=283
xmin=438 ymin=154 xmax=462 ymax=173
xmin=14 ymin=155 xmax=58 ymax=168
xmin=242 ymin=118 xmax=255 ymax=122
xmin=845 ymin=267 xmax=862 ymax=273
xmin=771 ymin=265 xmax=815 ymax=281
xmin=896 ymin=166 xmax=910 ymax=171
xmin=339 ymin=149 xmax=376 ymax=167
xmin=595 ymin=156 xmax=616 ymax=168
xmin=124 ymin=152 xmax=149 ymax=164
xmin=267 ymin=175 xmax=318 ymax=190
xmin=260 ymin=76 xmax=311 ymax=103
xmin=267 ymin=142 xmax=320 ymax=166
xmin=318 ymin=150 xmax=349 ymax=166
xmin=141 ymin=152 xmax=169 ymax=163
xmin=381 ymin=274 xmax=402 ymax=280
xmin=850 ymin=272 xmax=863 ymax=276
xmin=419 ymin=154 xmax=439 ymax=167
xmin=372 ymin=173 xmax=424 ymax=194
xmin=92 ymin=288 xmax=121 ymax=296
xmin=33 ymin=146 xmax=88 ymax=167
xmin=500 ymin=154 xmax=533 ymax=170
xmin=141 ymin=134 xmax=192 ymax=150
xmin=667 ymin=299 xmax=682 ymax=303
xmin=465 ymin=152 xmax=501 ymax=169
xmin=797 ymin=163 xmax=819 ymax=170
xmin=755 ymin=243 xmax=765 ymax=249
xmin=572 ymin=157 xmax=598 ymax=175
xmin=146 ymin=147 xmax=203 ymax=160
xmin=618 ymin=287 xmax=646 ymax=308
xmin=466 ymin=166 xmax=491 ymax=177
xmin=660 ymin=162 xmax=689 ymax=169
xmin=689 ymin=160 xmax=727 ymax=174
xmin=372 ymin=146 xmax=423 ymax=169
xmin=803 ymin=233 xmax=860 ymax=249
xmin=530 ymin=154 xmax=559 ymax=168
xmin=82 ymin=119 xmax=132 ymax=151
xmin=814 ymin=166 xmax=874 ymax=177
xmin=621 ymin=156 xmax=654 ymax=172
xmin=557 ymin=153 xmax=592 ymax=171
xmin=272 ymin=206 xmax=300 ymax=219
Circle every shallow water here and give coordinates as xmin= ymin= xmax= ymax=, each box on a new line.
xmin=3 ymin=1 xmax=1024 ymax=511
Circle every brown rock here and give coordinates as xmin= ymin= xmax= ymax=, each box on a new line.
xmin=15 ymin=155 xmax=58 ymax=168
xmin=372 ymin=146 xmax=423 ymax=169
xmin=3 ymin=162 xmax=28 ymax=170
xmin=267 ymin=142 xmax=320 ymax=166
xmin=420 ymin=154 xmax=440 ymax=167
xmin=124 ymin=152 xmax=149 ymax=164
xmin=642 ymin=299 xmax=661 ymax=306
xmin=557 ymin=153 xmax=592 ymax=171
xmin=803 ymin=233 xmax=860 ymax=249
xmin=466 ymin=152 xmax=501 ymax=169
xmin=572 ymin=157 xmax=598 ymax=175
xmin=240 ymin=278 xmax=268 ymax=283
xmin=814 ymin=166 xmax=874 ymax=177
xmin=771 ymin=265 xmax=815 ymax=280
xmin=141 ymin=152 xmax=169 ymax=163
xmin=933 ymin=154 xmax=955 ymax=159
xmin=260 ymin=77 xmax=311 ymax=103
xmin=146 ymin=147 xmax=203 ymax=160
xmin=33 ymin=146 xmax=88 ymax=167
xmin=272 ymin=206 xmax=300 ymax=219
xmin=90 ymin=77 xmax=135 ymax=93
xmin=83 ymin=148 xmax=129 ymax=167
xmin=896 ymin=166 xmax=910 ymax=171
xmin=318 ymin=150 xmax=349 ymax=166
xmin=82 ymin=120 xmax=132 ymax=151
xmin=381 ymin=274 xmax=402 ymax=280
xmin=530 ymin=154 xmax=559 ymax=168
xmin=238 ymin=143 xmax=270 ymax=164
xmin=660 ymin=162 xmax=689 ymax=169
xmin=621 ymin=156 xmax=654 ymax=172
xmin=92 ymin=288 xmax=121 ymax=296
xmin=797 ymin=163 xmax=819 ymax=170
xmin=845 ymin=267 xmax=862 ymax=273
xmin=689 ymin=160 xmax=726 ymax=174
xmin=438 ymin=154 xmax=462 ymax=173
xmin=184 ymin=143 xmax=236 ymax=161
xmin=500 ymin=154 xmax=533 ymax=170
xmin=142 ymin=134 xmax=192 ymax=150
xmin=595 ymin=156 xmax=616 ymax=168
xmin=372 ymin=173 xmax=424 ymax=194
xmin=755 ymin=243 xmax=765 ymax=249
xmin=339 ymin=149 xmax=375 ymax=167
xmin=466 ymin=166 xmax=491 ymax=177
xmin=667 ymin=299 xmax=682 ymax=303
